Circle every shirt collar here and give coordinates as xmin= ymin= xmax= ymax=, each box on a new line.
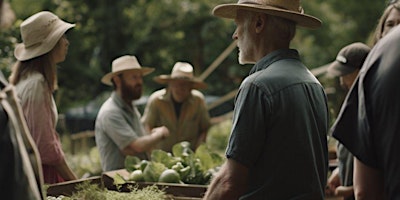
xmin=161 ymin=88 xmax=196 ymax=104
xmin=249 ymin=49 xmax=300 ymax=75
xmin=111 ymin=91 xmax=134 ymax=112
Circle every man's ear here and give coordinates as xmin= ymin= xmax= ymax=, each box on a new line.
xmin=113 ymin=75 xmax=121 ymax=87
xmin=255 ymin=14 xmax=266 ymax=33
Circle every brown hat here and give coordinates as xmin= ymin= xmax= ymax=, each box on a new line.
xmin=327 ymin=42 xmax=371 ymax=77
xmin=212 ymin=0 xmax=322 ymax=29
xmin=153 ymin=62 xmax=207 ymax=90
xmin=14 ymin=11 xmax=75 ymax=61
xmin=101 ymin=55 xmax=154 ymax=86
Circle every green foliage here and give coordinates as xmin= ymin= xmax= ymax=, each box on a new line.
xmin=195 ymin=144 xmax=224 ymax=171
xmin=129 ymin=170 xmax=145 ymax=182
xmin=172 ymin=140 xmax=194 ymax=158
xmin=124 ymin=155 xmax=141 ymax=172
xmin=46 ymin=181 xmax=166 ymax=200
xmin=1 ymin=0 xmax=388 ymax=115
xmin=122 ymin=141 xmax=224 ymax=185
xmin=113 ymin=173 xmax=126 ymax=185
xmin=0 ymin=20 xmax=19 ymax=77
xmin=158 ymin=169 xmax=181 ymax=183
xmin=143 ymin=162 xmax=167 ymax=182
xmin=206 ymin=119 xmax=231 ymax=155
xmin=150 ymin=149 xmax=182 ymax=169
xmin=66 ymin=146 xmax=102 ymax=178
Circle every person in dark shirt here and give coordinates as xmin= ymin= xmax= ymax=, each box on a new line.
xmin=204 ymin=0 xmax=329 ymax=199
xmin=325 ymin=42 xmax=370 ymax=200
xmin=332 ymin=25 xmax=400 ymax=199
xmin=1 ymin=70 xmax=44 ymax=200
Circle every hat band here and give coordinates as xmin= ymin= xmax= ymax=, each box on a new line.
xmin=241 ymin=1 xmax=261 ymax=5
xmin=171 ymin=76 xmax=193 ymax=80
xmin=25 ymin=41 xmax=43 ymax=49
xmin=239 ymin=1 xmax=303 ymax=13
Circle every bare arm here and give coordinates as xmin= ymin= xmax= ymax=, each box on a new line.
xmin=335 ymin=186 xmax=354 ymax=198
xmin=54 ymin=158 xmax=77 ymax=181
xmin=203 ymin=158 xmax=248 ymax=200
xmin=353 ymin=158 xmax=385 ymax=199
xmin=121 ymin=126 xmax=169 ymax=156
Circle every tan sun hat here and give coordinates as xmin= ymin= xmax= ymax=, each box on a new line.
xmin=101 ymin=55 xmax=155 ymax=86
xmin=154 ymin=62 xmax=207 ymax=90
xmin=212 ymin=0 xmax=322 ymax=29
xmin=14 ymin=11 xmax=75 ymax=61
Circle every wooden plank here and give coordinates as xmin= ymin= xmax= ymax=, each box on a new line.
xmin=206 ymin=89 xmax=237 ymax=111
xmin=70 ymin=130 xmax=95 ymax=140
xmin=46 ymin=176 xmax=102 ymax=197
xmin=198 ymin=41 xmax=237 ymax=81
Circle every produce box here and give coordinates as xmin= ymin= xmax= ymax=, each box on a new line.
xmin=102 ymin=169 xmax=208 ymax=199
xmin=46 ymin=176 xmax=103 ymax=197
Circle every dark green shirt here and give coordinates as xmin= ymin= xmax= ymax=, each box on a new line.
xmin=226 ymin=49 xmax=329 ymax=199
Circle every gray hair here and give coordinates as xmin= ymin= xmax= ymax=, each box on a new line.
xmin=267 ymin=15 xmax=296 ymax=41
xmin=241 ymin=10 xmax=296 ymax=42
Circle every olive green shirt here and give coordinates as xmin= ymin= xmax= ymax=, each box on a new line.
xmin=142 ymin=88 xmax=211 ymax=152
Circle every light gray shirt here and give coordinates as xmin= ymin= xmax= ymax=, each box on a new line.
xmin=95 ymin=92 xmax=147 ymax=171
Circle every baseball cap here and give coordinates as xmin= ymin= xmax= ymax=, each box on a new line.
xmin=327 ymin=42 xmax=371 ymax=77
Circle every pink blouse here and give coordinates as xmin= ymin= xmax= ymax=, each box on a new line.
xmin=15 ymin=72 xmax=65 ymax=184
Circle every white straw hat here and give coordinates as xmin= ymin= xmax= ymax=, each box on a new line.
xmin=101 ymin=55 xmax=155 ymax=86
xmin=14 ymin=11 xmax=75 ymax=61
xmin=212 ymin=0 xmax=322 ymax=29
xmin=153 ymin=62 xmax=207 ymax=89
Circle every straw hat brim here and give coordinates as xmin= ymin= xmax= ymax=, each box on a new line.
xmin=212 ymin=4 xmax=322 ymax=29
xmin=154 ymin=75 xmax=207 ymax=90
xmin=14 ymin=21 xmax=75 ymax=61
xmin=101 ymin=67 xmax=154 ymax=86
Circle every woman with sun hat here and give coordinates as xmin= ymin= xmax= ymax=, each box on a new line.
xmin=9 ymin=11 xmax=77 ymax=184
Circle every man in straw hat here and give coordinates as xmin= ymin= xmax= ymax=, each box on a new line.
xmin=95 ymin=55 xmax=169 ymax=172
xmin=142 ymin=61 xmax=211 ymax=152
xmin=204 ymin=0 xmax=329 ymax=199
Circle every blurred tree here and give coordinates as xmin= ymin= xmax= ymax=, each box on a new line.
xmin=0 ymin=0 xmax=388 ymax=115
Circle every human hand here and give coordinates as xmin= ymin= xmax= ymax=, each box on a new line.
xmin=152 ymin=126 xmax=170 ymax=140
xmin=326 ymin=168 xmax=341 ymax=196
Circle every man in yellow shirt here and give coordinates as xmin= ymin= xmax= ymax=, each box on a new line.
xmin=142 ymin=62 xmax=211 ymax=152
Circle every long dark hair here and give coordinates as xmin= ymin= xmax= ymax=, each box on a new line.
xmin=9 ymin=52 xmax=57 ymax=92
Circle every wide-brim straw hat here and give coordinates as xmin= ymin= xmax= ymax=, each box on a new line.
xmin=14 ymin=11 xmax=75 ymax=61
xmin=212 ymin=0 xmax=322 ymax=29
xmin=154 ymin=62 xmax=207 ymax=90
xmin=101 ymin=55 xmax=155 ymax=86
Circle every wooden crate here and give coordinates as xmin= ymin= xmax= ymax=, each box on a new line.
xmin=46 ymin=176 xmax=103 ymax=197
xmin=102 ymin=169 xmax=208 ymax=199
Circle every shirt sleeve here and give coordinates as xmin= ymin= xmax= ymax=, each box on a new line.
xmin=141 ymin=93 xmax=159 ymax=129
xmin=102 ymin=110 xmax=140 ymax=150
xmin=226 ymin=81 xmax=270 ymax=167
xmin=20 ymin=78 xmax=64 ymax=165
xmin=197 ymin=96 xmax=211 ymax=133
